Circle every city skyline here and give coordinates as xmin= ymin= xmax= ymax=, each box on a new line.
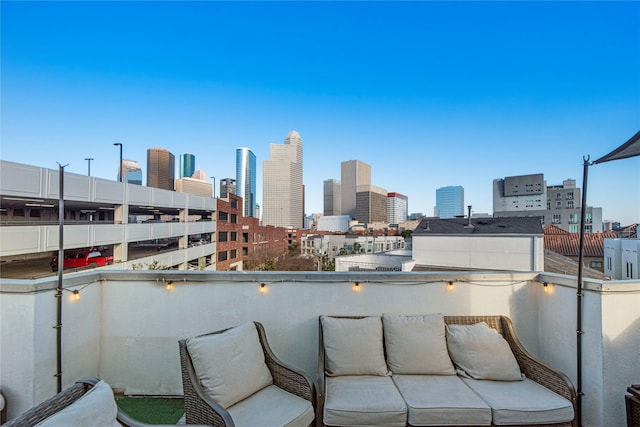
xmin=1 ymin=1 xmax=638 ymax=225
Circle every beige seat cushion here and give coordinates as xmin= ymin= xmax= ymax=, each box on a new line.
xmin=321 ymin=316 xmax=389 ymax=376
xmin=324 ymin=376 xmax=407 ymax=427
xmin=186 ymin=322 xmax=273 ymax=408
xmin=446 ymin=322 xmax=523 ymax=381
xmin=228 ymin=384 xmax=314 ymax=427
xmin=36 ymin=380 xmax=120 ymax=427
xmin=393 ymin=375 xmax=492 ymax=426
xmin=461 ymin=377 xmax=574 ymax=425
xmin=382 ymin=313 xmax=455 ymax=375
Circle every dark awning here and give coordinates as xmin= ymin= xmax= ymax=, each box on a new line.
xmin=593 ymin=130 xmax=640 ymax=164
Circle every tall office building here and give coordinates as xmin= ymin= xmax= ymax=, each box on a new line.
xmin=493 ymin=174 xmax=603 ymax=233
xmin=120 ymin=159 xmax=142 ymax=185
xmin=324 ymin=179 xmax=341 ymax=217
xmin=220 ymin=178 xmax=237 ymax=199
xmin=147 ymin=148 xmax=175 ymax=190
xmin=355 ymin=185 xmax=387 ymax=223
xmin=262 ymin=130 xmax=304 ymax=228
xmin=179 ymin=153 xmax=196 ymax=178
xmin=436 ymin=186 xmax=464 ymax=218
xmin=387 ymin=192 xmax=408 ymax=224
xmin=236 ymin=147 xmax=256 ymax=217
xmin=341 ymin=160 xmax=371 ymax=219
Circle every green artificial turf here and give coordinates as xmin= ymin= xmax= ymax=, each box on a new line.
xmin=115 ymin=396 xmax=184 ymax=424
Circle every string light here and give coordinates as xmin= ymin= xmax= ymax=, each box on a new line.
xmin=352 ymin=282 xmax=361 ymax=292
xmin=447 ymin=281 xmax=455 ymax=291
xmin=166 ymin=281 xmax=174 ymax=291
xmin=72 ymin=290 xmax=80 ymax=301
xmin=260 ymin=283 xmax=268 ymax=294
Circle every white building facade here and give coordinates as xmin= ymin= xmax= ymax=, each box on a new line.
xmin=604 ymin=237 xmax=640 ymax=280
xmin=387 ymin=192 xmax=408 ymax=224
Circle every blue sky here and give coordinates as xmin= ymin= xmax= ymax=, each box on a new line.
xmin=1 ymin=1 xmax=639 ymax=225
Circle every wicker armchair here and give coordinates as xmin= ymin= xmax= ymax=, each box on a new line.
xmin=316 ymin=315 xmax=577 ymax=427
xmin=179 ymin=321 xmax=315 ymax=426
xmin=2 ymin=377 xmax=173 ymax=427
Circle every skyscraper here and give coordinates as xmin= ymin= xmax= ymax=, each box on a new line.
xmin=324 ymin=179 xmax=341 ymax=216
xmin=147 ymin=148 xmax=175 ymax=190
xmin=262 ymin=130 xmax=304 ymax=228
xmin=120 ymin=159 xmax=142 ymax=185
xmin=355 ymin=184 xmax=387 ymax=223
xmin=436 ymin=185 xmax=464 ymax=218
xmin=387 ymin=192 xmax=408 ymax=224
xmin=341 ymin=160 xmax=371 ymax=219
xmin=236 ymin=147 xmax=256 ymax=217
xmin=179 ymin=153 xmax=196 ymax=178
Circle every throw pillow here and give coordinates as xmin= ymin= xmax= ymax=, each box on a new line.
xmin=446 ymin=322 xmax=523 ymax=381
xmin=36 ymin=380 xmax=120 ymax=427
xmin=383 ymin=313 xmax=455 ymax=375
xmin=321 ymin=316 xmax=389 ymax=377
xmin=186 ymin=322 xmax=273 ymax=408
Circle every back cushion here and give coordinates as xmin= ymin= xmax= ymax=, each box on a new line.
xmin=321 ymin=316 xmax=389 ymax=377
xmin=186 ymin=322 xmax=273 ymax=408
xmin=383 ymin=313 xmax=456 ymax=375
xmin=446 ymin=322 xmax=523 ymax=381
xmin=36 ymin=380 xmax=120 ymax=427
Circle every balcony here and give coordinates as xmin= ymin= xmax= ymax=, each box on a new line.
xmin=1 ymin=270 xmax=638 ymax=426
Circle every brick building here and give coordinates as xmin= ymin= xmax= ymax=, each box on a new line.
xmin=216 ymin=193 xmax=301 ymax=271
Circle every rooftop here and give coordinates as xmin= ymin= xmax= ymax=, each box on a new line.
xmin=1 ymin=269 xmax=638 ymax=426
xmin=414 ymin=216 xmax=544 ymax=235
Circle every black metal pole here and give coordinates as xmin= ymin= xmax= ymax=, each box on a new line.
xmin=85 ymin=157 xmax=93 ymax=176
xmin=55 ymin=163 xmax=66 ymax=393
xmin=114 ymin=143 xmax=123 ymax=182
xmin=576 ymin=155 xmax=590 ymax=427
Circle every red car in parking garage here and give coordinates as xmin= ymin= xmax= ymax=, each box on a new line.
xmin=50 ymin=249 xmax=114 ymax=272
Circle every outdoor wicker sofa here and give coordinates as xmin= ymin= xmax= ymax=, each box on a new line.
xmin=317 ymin=314 xmax=577 ymax=427
xmin=179 ymin=321 xmax=315 ymax=427
xmin=2 ymin=376 xmax=183 ymax=427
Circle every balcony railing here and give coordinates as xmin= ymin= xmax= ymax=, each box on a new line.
xmin=0 ymin=270 xmax=638 ymax=426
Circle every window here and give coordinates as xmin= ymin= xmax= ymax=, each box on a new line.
xmin=569 ymin=214 xmax=579 ymax=224
xmin=242 ymin=247 xmax=248 ymax=256
xmin=13 ymin=208 xmax=25 ymax=217
xmin=231 ymin=232 xmax=237 ymax=241
xmin=590 ymin=261 xmax=603 ymax=269
xmin=218 ymin=231 xmax=228 ymax=242
xmin=567 ymin=200 xmax=574 ymax=209
xmin=556 ymin=193 xmax=562 ymax=200
xmin=218 ymin=212 xmax=228 ymax=223
xmin=546 ymin=202 xmax=551 ymax=210
xmin=552 ymin=214 xmax=561 ymax=224
xmin=231 ymin=249 xmax=237 ymax=259
xmin=569 ymin=225 xmax=579 ymax=233
xmin=218 ymin=251 xmax=228 ymax=262
xmin=585 ymin=213 xmax=592 ymax=224
xmin=567 ymin=192 xmax=574 ymax=200
xmin=231 ymin=199 xmax=238 ymax=209
xmin=626 ymin=262 xmax=633 ymax=279
xmin=556 ymin=201 xmax=562 ymax=209
xmin=242 ymin=233 xmax=249 ymax=243
xmin=29 ymin=209 xmax=41 ymax=218
xmin=584 ymin=225 xmax=592 ymax=233
xmin=230 ymin=214 xmax=237 ymax=224
xmin=607 ymin=257 xmax=612 ymax=271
